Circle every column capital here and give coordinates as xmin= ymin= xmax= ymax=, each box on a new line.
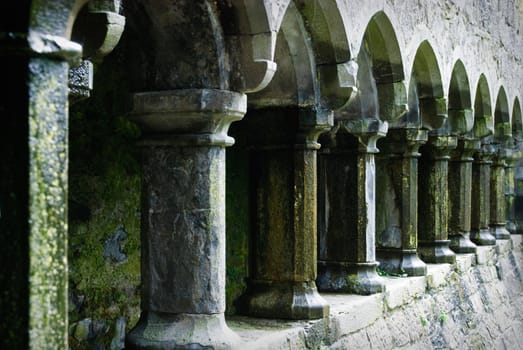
xmin=297 ymin=108 xmax=334 ymax=149
xmin=341 ymin=119 xmax=388 ymax=153
xmin=451 ymin=138 xmax=481 ymax=162
xmin=129 ymin=89 xmax=246 ymax=147
xmin=0 ymin=31 xmax=82 ymax=64
xmin=380 ymin=128 xmax=427 ymax=157
xmin=426 ymin=135 xmax=458 ymax=159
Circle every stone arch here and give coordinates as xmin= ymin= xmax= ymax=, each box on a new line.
xmin=448 ymin=60 xmax=473 ymax=135
xmin=295 ymin=0 xmax=355 ymax=109
xmin=354 ymin=11 xmax=407 ymax=123
xmin=408 ymin=40 xmax=445 ymax=129
xmin=122 ymin=0 xmax=287 ymax=92
xmin=512 ymin=97 xmax=522 ymax=142
xmin=248 ymin=1 xmax=319 ymax=108
xmin=473 ymin=74 xmax=493 ymax=139
xmin=494 ymin=86 xmax=511 ymax=141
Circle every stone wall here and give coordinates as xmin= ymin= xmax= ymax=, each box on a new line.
xmin=228 ymin=236 xmax=523 ymax=349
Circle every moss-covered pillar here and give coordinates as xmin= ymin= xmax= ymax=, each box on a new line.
xmin=418 ymin=135 xmax=457 ymax=263
xmin=125 ymin=89 xmax=245 ymax=349
xmin=375 ymin=129 xmax=428 ymax=276
xmin=317 ymin=119 xmax=387 ymax=294
xmin=0 ymin=26 xmax=81 ymax=348
xmin=470 ymin=144 xmax=497 ymax=245
xmin=239 ymin=108 xmax=330 ymax=320
xmin=490 ymin=146 xmax=511 ymax=239
xmin=504 ymin=149 xmax=517 ymax=234
xmin=448 ymin=138 xmax=479 ymax=253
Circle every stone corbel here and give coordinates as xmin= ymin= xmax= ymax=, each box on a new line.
xmin=448 ymin=108 xmax=474 ymax=135
xmin=474 ymin=114 xmax=494 ymax=139
xmin=225 ymin=0 xmax=291 ymax=93
xmin=419 ymin=97 xmax=447 ymax=130
xmin=495 ymin=121 xmax=512 ymax=141
xmin=376 ymin=81 xmax=408 ymax=122
xmin=72 ymin=0 xmax=125 ymax=63
xmin=317 ymin=60 xmax=358 ymax=110
xmin=68 ymin=0 xmax=125 ymax=102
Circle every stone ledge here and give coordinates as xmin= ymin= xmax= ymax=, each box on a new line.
xmin=229 ymin=235 xmax=523 ymax=349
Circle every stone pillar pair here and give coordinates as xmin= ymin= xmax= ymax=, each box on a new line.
xmin=470 ymin=143 xmax=497 ymax=245
xmin=375 ymin=129 xmax=427 ymax=276
xmin=448 ymin=138 xmax=479 ymax=253
xmin=238 ymin=107 xmax=331 ymax=320
xmin=417 ymin=135 xmax=457 ymax=263
xmin=317 ymin=119 xmax=387 ymax=294
xmin=126 ymin=89 xmax=246 ymax=349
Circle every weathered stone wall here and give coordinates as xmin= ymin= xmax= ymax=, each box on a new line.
xmin=340 ymin=0 xmax=523 ymax=112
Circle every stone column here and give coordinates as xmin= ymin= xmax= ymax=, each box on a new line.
xmin=317 ymin=119 xmax=387 ymax=294
xmin=239 ymin=108 xmax=330 ymax=320
xmin=125 ymin=89 xmax=245 ymax=349
xmin=490 ymin=146 xmax=511 ymax=239
xmin=448 ymin=138 xmax=479 ymax=253
xmin=470 ymin=144 xmax=496 ymax=245
xmin=418 ymin=135 xmax=457 ymax=263
xmin=376 ymin=129 xmax=428 ymax=276
xmin=0 ymin=29 xmax=81 ymax=348
xmin=504 ymin=148 xmax=517 ymax=234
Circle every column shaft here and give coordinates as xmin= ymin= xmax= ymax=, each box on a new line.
xmin=317 ymin=120 xmax=387 ymax=294
xmin=418 ymin=136 xmax=457 ymax=263
xmin=505 ymin=150 xmax=517 ymax=234
xmin=448 ymin=139 xmax=478 ymax=253
xmin=1 ymin=34 xmax=81 ymax=348
xmin=490 ymin=148 xmax=510 ymax=239
xmin=470 ymin=144 xmax=496 ymax=245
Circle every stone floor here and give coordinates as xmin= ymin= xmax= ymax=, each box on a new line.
xmin=229 ymin=236 xmax=523 ymax=349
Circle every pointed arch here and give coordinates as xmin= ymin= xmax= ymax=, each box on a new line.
xmin=512 ymin=97 xmax=522 ymax=142
xmin=448 ymin=60 xmax=473 ymax=134
xmin=362 ymin=11 xmax=404 ymax=83
xmin=473 ymin=74 xmax=493 ymax=139
xmin=494 ymin=86 xmax=511 ymax=140
xmin=408 ymin=40 xmax=445 ymax=129
xmin=347 ymin=11 xmax=407 ymax=123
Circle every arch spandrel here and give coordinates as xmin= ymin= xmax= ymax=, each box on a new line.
xmin=494 ymin=86 xmax=511 ymax=141
xmin=448 ymin=60 xmax=473 ymax=135
xmin=408 ymin=41 xmax=446 ymax=130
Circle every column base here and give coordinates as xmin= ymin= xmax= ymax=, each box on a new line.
xmin=506 ymin=220 xmax=517 ymax=234
xmin=418 ymin=240 xmax=456 ymax=264
xmin=470 ymin=228 xmax=496 ymax=245
xmin=491 ymin=225 xmax=511 ymax=240
xmin=125 ymin=312 xmax=241 ymax=350
xmin=317 ymin=261 xmax=386 ymax=295
xmin=449 ymin=232 xmax=477 ymax=254
xmin=238 ymin=280 xmax=329 ymax=320
xmin=376 ymin=249 xmax=427 ymax=276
